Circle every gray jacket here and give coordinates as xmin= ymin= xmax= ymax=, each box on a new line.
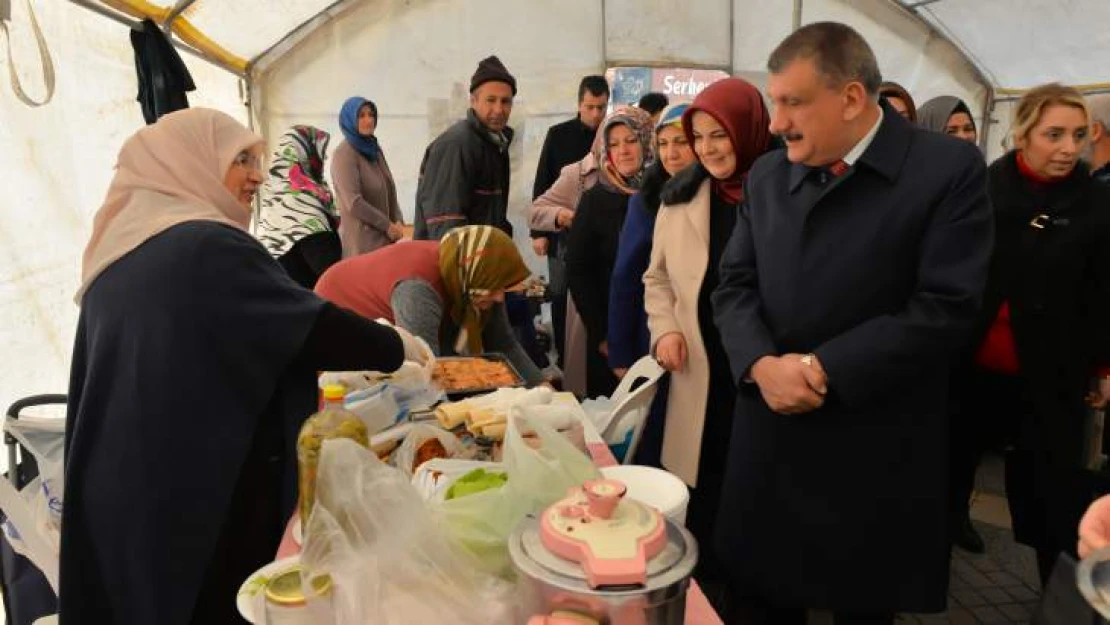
xmin=414 ymin=109 xmax=514 ymax=240
xmin=331 ymin=141 xmax=402 ymax=257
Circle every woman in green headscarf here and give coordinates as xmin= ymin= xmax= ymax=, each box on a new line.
xmin=315 ymin=225 xmax=543 ymax=384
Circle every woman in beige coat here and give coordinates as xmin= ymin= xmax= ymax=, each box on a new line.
xmin=643 ymin=78 xmax=773 ymax=593
xmin=332 ymin=96 xmax=404 ymax=258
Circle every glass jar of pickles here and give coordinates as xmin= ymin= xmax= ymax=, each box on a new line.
xmin=297 ymin=384 xmax=369 ymax=525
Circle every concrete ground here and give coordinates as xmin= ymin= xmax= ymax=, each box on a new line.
xmin=885 ymin=454 xmax=1042 ymax=624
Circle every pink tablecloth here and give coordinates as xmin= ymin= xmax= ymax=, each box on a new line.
xmin=276 ymin=442 xmax=723 ymax=625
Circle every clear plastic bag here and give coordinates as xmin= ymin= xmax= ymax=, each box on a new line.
xmin=343 ymin=385 xmax=402 ymax=436
xmin=432 ymin=412 xmax=600 ymax=577
xmin=411 ymin=458 xmax=503 ymax=502
xmin=390 ymin=423 xmax=466 ymax=477
xmin=299 ymin=439 xmax=519 ymax=625
xmin=320 ymin=361 xmax=445 ymax=418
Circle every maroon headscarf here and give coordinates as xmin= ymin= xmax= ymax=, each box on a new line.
xmin=681 ymin=78 xmax=771 ymax=204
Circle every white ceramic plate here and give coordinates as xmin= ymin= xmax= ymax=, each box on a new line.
xmin=236 ymin=555 xmax=300 ymax=623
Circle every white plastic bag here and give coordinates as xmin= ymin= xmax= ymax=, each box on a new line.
xmin=433 ymin=413 xmax=600 ymax=576
xmin=299 ymin=439 xmax=519 ymax=625
xmin=390 ymin=423 xmax=466 ymax=477
xmin=0 ymin=415 xmax=66 ymax=594
xmin=320 ymin=360 xmax=445 ymax=418
xmin=411 ymin=458 xmax=504 ymax=502
xmin=343 ymin=385 xmax=401 ymax=436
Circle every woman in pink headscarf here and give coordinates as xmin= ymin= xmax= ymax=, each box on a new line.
xmin=61 ymin=108 xmax=423 ymax=625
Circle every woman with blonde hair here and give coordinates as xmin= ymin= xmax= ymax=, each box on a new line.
xmin=953 ymin=83 xmax=1110 ymax=584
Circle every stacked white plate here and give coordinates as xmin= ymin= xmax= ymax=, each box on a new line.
xmin=600 ymin=464 xmax=689 ymax=526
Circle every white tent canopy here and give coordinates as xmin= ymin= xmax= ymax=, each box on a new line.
xmin=0 ymin=0 xmax=1105 ymax=415
xmin=899 ymin=0 xmax=1110 ymax=89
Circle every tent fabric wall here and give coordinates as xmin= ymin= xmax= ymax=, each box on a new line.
xmin=800 ymin=0 xmax=987 ymax=113
xmin=731 ymin=0 xmax=995 ymax=160
xmin=0 ymin=0 xmax=244 ymax=415
xmin=253 ymin=0 xmax=989 ymax=277
xmin=252 ymin=0 xmax=606 ymax=275
xmin=605 ymin=0 xmax=732 ymax=68
xmin=728 ymin=0 xmax=989 ymax=131
xmin=901 ymin=0 xmax=1110 ymax=89
xmin=5 ymin=0 xmax=1095 ymax=431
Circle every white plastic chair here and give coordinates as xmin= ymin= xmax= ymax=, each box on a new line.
xmin=600 ymin=356 xmax=666 ymax=464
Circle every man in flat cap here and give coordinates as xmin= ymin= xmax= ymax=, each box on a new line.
xmin=415 ymin=55 xmax=518 ymax=240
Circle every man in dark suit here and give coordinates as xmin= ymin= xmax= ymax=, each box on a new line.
xmin=711 ymin=22 xmax=993 ymax=624
xmin=531 ymin=75 xmax=609 ymax=367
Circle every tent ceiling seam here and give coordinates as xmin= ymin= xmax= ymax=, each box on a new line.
xmin=904 ymin=0 xmax=944 ymax=9
xmin=894 ymin=1 xmax=996 ymax=88
xmin=83 ymin=0 xmax=1094 ymax=94
xmin=246 ymin=0 xmax=358 ymax=74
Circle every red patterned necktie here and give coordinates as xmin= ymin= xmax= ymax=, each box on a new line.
xmin=812 ymin=159 xmax=850 ymax=185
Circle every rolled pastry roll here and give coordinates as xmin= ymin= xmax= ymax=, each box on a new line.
xmin=467 ymin=408 xmax=505 ymax=435
xmin=479 ymin=422 xmax=508 ymax=441
xmin=436 ymin=402 xmax=471 ymax=430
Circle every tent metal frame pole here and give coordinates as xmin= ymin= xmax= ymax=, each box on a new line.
xmin=601 ymin=0 xmax=608 ymax=66
xmin=246 ymin=0 xmax=358 ymax=74
xmin=892 ymin=0 xmax=993 ymax=89
xmin=996 ymin=82 xmax=1110 ymax=97
xmin=905 ymin=0 xmax=944 ymax=8
xmin=68 ymin=0 xmax=241 ymax=75
xmin=161 ymin=0 xmax=196 ymax=34
xmin=979 ymin=86 xmax=994 ymax=152
xmin=891 ymin=0 xmax=996 ymax=147
xmin=993 ymin=87 xmax=1110 ymax=103
xmin=728 ymin=0 xmax=734 ymax=74
xmin=792 ymin=0 xmax=803 ymax=31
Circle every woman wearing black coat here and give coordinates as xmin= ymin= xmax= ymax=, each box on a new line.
xmin=955 ymin=83 xmax=1110 ymax=585
xmin=565 ymin=107 xmax=654 ymax=399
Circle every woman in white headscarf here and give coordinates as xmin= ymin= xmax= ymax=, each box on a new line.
xmin=62 ymin=108 xmax=424 ymax=625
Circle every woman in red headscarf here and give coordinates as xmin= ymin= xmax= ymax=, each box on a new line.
xmin=642 ymin=77 xmax=774 ymax=605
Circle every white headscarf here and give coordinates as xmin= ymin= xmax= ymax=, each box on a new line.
xmin=77 ymin=108 xmax=264 ymax=302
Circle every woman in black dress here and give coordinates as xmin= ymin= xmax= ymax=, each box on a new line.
xmin=955 ymin=83 xmax=1110 ymax=584
xmin=61 ymin=108 xmax=425 ymax=625
xmin=565 ymin=106 xmax=655 ymax=399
